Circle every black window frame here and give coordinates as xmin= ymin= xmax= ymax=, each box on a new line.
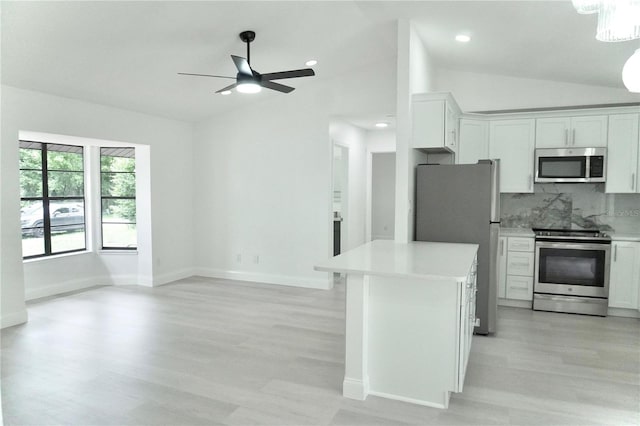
xmin=19 ymin=141 xmax=87 ymax=259
xmin=100 ymin=147 xmax=137 ymax=250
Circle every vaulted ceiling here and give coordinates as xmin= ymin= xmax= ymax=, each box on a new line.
xmin=2 ymin=1 xmax=638 ymax=123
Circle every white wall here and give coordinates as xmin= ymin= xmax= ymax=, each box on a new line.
xmin=435 ymin=68 xmax=640 ymax=112
xmin=192 ymin=58 xmax=396 ymax=289
xmin=1 ymin=86 xmax=194 ymax=327
xmin=395 ymin=19 xmax=437 ymax=243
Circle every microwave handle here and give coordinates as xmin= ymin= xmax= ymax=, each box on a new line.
xmin=564 ymin=129 xmax=568 ymax=146
xmin=572 ymin=129 xmax=576 ymax=145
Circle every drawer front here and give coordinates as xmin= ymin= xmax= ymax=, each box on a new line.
xmin=506 ymin=275 xmax=534 ymax=300
xmin=506 ymin=251 xmax=535 ymax=276
xmin=507 ymin=237 xmax=534 ymax=252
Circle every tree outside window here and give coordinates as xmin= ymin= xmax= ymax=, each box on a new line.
xmin=19 ymin=141 xmax=86 ymax=258
xmin=101 ymin=148 xmax=137 ymax=249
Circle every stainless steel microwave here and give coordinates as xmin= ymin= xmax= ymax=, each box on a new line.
xmin=535 ymin=148 xmax=606 ymax=183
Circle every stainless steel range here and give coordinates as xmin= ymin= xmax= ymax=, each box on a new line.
xmin=533 ymin=228 xmax=611 ymax=316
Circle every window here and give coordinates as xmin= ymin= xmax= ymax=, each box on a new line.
xmin=19 ymin=141 xmax=86 ymax=258
xmin=100 ymin=147 xmax=137 ymax=249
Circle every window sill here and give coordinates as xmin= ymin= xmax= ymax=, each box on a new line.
xmin=23 ymin=250 xmax=92 ymax=264
xmin=99 ymin=250 xmax=138 ymax=255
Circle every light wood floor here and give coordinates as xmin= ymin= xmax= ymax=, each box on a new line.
xmin=2 ymin=277 xmax=639 ymax=425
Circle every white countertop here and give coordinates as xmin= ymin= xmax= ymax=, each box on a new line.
xmin=500 ymin=227 xmax=534 ymax=237
xmin=609 ymin=232 xmax=640 ymax=242
xmin=314 ymin=240 xmax=478 ymax=281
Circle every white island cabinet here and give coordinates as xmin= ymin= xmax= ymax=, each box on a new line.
xmin=315 ymin=240 xmax=478 ymax=409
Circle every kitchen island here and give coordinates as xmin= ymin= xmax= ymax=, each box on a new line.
xmin=315 ymin=240 xmax=478 ymax=409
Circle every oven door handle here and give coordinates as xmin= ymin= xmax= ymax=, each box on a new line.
xmin=535 ymin=241 xmax=612 ymax=251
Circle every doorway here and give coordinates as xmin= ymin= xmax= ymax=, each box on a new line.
xmin=370 ymin=152 xmax=395 ymax=241
xmin=332 ymin=144 xmax=349 ymax=255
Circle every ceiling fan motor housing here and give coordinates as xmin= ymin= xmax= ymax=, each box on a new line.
xmin=239 ymin=31 xmax=256 ymax=43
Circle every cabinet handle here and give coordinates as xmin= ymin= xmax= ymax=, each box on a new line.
xmin=564 ymin=129 xmax=569 ymax=146
xmin=614 ymin=245 xmax=617 ymax=262
xmin=500 ymin=240 xmax=504 ymax=256
xmin=572 ymin=128 xmax=576 ymax=145
xmin=632 ymin=173 xmax=636 ymax=191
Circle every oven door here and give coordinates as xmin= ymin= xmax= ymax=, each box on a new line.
xmin=534 ymin=241 xmax=610 ymax=298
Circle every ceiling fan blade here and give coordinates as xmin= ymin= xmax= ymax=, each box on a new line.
xmin=178 ymin=72 xmax=235 ymax=80
xmin=231 ymin=55 xmax=252 ymax=75
xmin=261 ymin=80 xmax=295 ymax=93
xmin=261 ymin=68 xmax=315 ymax=81
xmin=215 ymin=82 xmax=238 ymax=93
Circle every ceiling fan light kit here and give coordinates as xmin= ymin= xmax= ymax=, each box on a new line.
xmin=179 ymin=30 xmax=315 ymax=95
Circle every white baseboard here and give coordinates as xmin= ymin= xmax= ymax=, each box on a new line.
xmin=367 ymin=389 xmax=448 ymax=409
xmin=194 ymin=268 xmax=331 ymax=290
xmin=608 ymin=307 xmax=640 ymax=319
xmin=498 ymin=298 xmax=533 ymax=309
xmin=1 ymin=309 xmax=28 ymax=329
xmin=111 ymin=274 xmax=139 ymax=286
xmin=342 ymin=376 xmax=369 ymax=401
xmin=152 ymin=268 xmax=196 ymax=287
xmin=25 ymin=277 xmax=112 ymax=301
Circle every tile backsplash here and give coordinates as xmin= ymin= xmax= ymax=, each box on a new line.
xmin=501 ymin=184 xmax=640 ymax=233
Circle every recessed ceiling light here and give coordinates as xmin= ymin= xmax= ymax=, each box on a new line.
xmin=455 ymin=34 xmax=471 ymax=43
xmin=375 ymin=122 xmax=389 ymax=128
xmin=220 ymin=90 xmax=232 ymax=96
xmin=305 ymin=59 xmax=318 ymax=67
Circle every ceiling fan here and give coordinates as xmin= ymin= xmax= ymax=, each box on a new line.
xmin=178 ymin=30 xmax=315 ymax=94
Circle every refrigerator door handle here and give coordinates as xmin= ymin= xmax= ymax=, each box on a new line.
xmin=490 ymin=159 xmax=500 ymax=222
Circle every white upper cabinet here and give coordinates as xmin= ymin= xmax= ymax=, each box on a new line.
xmin=458 ymin=119 xmax=489 ymax=164
xmin=535 ymin=115 xmax=608 ymax=148
xmin=412 ymin=93 xmax=461 ymax=156
xmin=609 ymin=241 xmax=640 ymax=310
xmin=489 ymin=119 xmax=536 ymax=193
xmin=606 ymin=114 xmax=639 ymax=193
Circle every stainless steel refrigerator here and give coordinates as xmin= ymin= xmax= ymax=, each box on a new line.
xmin=415 ymin=160 xmax=500 ymax=335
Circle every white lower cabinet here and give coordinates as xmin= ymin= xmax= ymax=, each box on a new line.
xmin=505 ymin=275 xmax=534 ymax=301
xmin=498 ymin=235 xmax=535 ymax=302
xmin=608 ymin=241 xmax=640 ymax=310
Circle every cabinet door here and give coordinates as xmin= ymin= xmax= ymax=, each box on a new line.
xmin=507 ymin=237 xmax=535 ymax=252
xmin=445 ymin=104 xmax=459 ymax=157
xmin=606 ymin=114 xmax=639 ymax=194
xmin=489 ymin=119 xmax=535 ymax=193
xmin=497 ymin=237 xmax=507 ymax=298
xmin=609 ymin=241 xmax=640 ymax=310
xmin=571 ymin=115 xmax=608 ymax=147
xmin=536 ymin=117 xmax=570 ymax=148
xmin=505 ymin=275 xmax=533 ymax=300
xmin=412 ymin=100 xmax=445 ymax=149
xmin=458 ymin=119 xmax=489 ymax=164
xmin=506 ymin=251 xmax=535 ymax=276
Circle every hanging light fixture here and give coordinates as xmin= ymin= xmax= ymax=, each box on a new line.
xmin=622 ymin=48 xmax=640 ymax=92
xmin=572 ymin=0 xmax=640 ymax=42
xmin=572 ymin=0 xmax=640 ymax=93
xmin=572 ymin=0 xmax=600 ymax=14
